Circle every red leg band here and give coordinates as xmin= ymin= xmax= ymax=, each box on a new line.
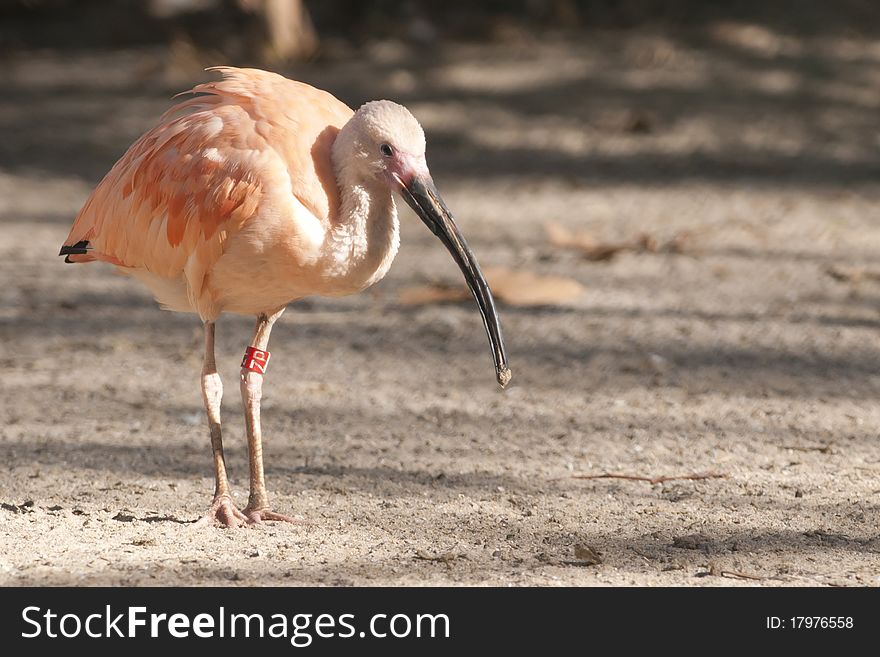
xmin=241 ymin=346 xmax=271 ymax=374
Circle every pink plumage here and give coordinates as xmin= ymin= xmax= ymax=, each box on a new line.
xmin=60 ymin=67 xmax=509 ymax=527
xmin=63 ymin=67 xmax=354 ymax=320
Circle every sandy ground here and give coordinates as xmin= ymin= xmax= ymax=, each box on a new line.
xmin=1 ymin=25 xmax=879 ymax=586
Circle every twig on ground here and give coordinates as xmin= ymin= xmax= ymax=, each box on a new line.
xmin=709 ymin=562 xmax=764 ymax=581
xmin=571 ymin=471 xmax=726 ymax=485
xmin=414 ymin=550 xmax=464 ymax=563
xmin=780 ymin=444 xmax=834 ymax=454
xmin=824 ymin=265 xmax=880 ymax=284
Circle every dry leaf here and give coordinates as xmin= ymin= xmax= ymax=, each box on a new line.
xmin=483 ymin=266 xmax=584 ymax=306
xmin=545 ymin=222 xmax=596 ymax=250
xmin=546 ymin=223 xmax=630 ymax=261
xmin=546 ymin=223 xmax=696 ymax=260
xmin=399 ymin=285 xmax=468 ymax=306
xmin=399 ymin=267 xmax=584 ymax=307
xmin=573 ymin=544 xmax=603 ymax=565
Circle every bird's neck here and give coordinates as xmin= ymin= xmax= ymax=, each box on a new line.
xmin=321 ymin=170 xmax=400 ymax=291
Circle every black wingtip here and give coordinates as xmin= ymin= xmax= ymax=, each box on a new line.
xmin=59 ymin=240 xmax=91 ymax=262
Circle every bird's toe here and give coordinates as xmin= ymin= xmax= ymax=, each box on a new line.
xmin=196 ymin=495 xmax=249 ymax=528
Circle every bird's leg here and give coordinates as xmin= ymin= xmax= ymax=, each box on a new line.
xmin=240 ymin=308 xmax=302 ymax=525
xmin=197 ymin=321 xmax=248 ymax=528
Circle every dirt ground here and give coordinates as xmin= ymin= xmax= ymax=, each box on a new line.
xmin=1 ymin=24 xmax=879 ymax=586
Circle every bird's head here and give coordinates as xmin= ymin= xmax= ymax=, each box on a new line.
xmin=335 ymin=100 xmax=511 ymax=388
xmin=340 ymin=100 xmax=429 ymax=188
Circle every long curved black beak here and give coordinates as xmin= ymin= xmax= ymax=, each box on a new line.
xmin=398 ymin=174 xmax=511 ymax=388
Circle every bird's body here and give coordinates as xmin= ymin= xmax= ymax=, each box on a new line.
xmin=65 ymin=68 xmax=400 ymax=318
xmin=61 ymin=67 xmax=509 ymax=527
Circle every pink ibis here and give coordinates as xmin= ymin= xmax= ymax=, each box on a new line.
xmin=59 ymin=67 xmax=510 ymax=527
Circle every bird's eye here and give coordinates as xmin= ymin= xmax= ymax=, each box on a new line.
xmin=380 ymin=143 xmax=394 ymax=157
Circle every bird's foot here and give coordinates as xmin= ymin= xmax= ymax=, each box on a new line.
xmin=243 ymin=506 xmax=311 ymax=526
xmin=196 ymin=494 xmax=249 ymax=528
